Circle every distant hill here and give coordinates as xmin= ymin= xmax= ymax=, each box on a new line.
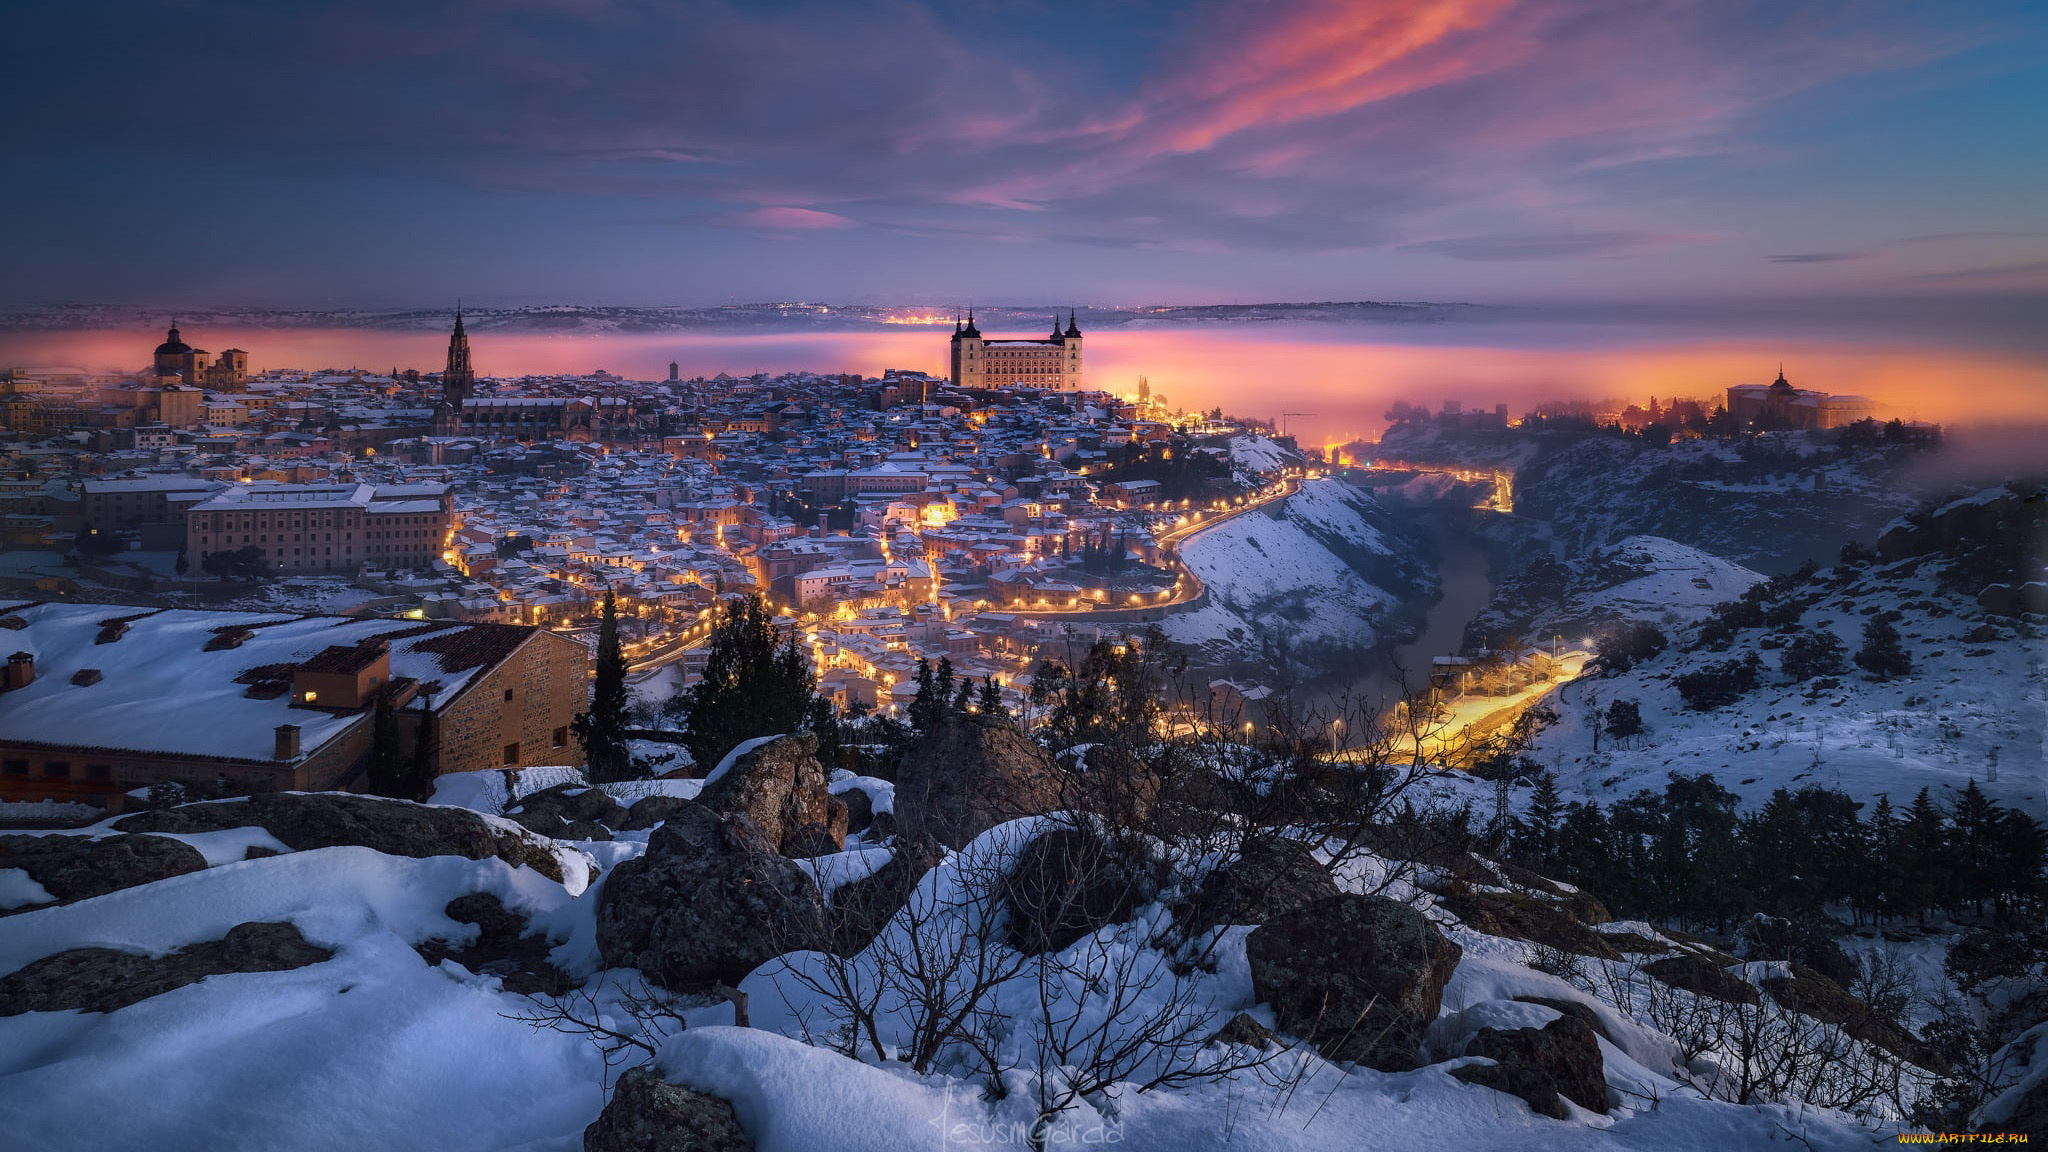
xmin=0 ymin=300 xmax=1491 ymax=334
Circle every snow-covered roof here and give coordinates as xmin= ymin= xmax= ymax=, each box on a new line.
xmin=0 ymin=602 xmax=537 ymax=763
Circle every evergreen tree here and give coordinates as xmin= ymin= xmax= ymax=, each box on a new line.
xmin=1514 ymin=771 xmax=1565 ymax=873
xmin=1781 ymin=628 xmax=1846 ymax=680
xmin=1604 ymin=698 xmax=1644 ymax=746
xmin=975 ymin=676 xmax=1007 ymax=719
xmin=1896 ymin=788 xmax=1951 ymax=922
xmin=1854 ymin=615 xmax=1913 ymax=680
xmin=572 ymin=591 xmax=635 ymax=782
xmin=364 ymin=692 xmax=405 ymax=796
xmin=405 ymin=710 xmax=439 ymax=801
xmin=951 ymin=676 xmax=974 ymax=715
xmin=908 ymin=657 xmax=943 ymax=732
xmin=1948 ymin=780 xmax=2000 ymax=916
xmin=672 ymin=595 xmax=826 ymax=773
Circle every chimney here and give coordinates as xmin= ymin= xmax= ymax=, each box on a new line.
xmin=274 ymin=724 xmax=301 ymax=760
xmin=4 ymin=651 xmax=32 ymax=691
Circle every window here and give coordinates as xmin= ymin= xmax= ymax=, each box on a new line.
xmin=503 ymin=688 xmax=514 ymax=702
xmin=551 ymin=726 xmax=568 ymax=748
xmin=86 ymin=764 xmax=112 ymax=781
xmin=503 ymin=743 xmax=521 ymax=766
xmin=2 ymin=759 xmax=27 ymax=777
xmin=43 ymin=761 xmax=71 ymax=779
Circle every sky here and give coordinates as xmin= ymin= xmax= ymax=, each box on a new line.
xmin=5 ymin=0 xmax=2046 ymax=312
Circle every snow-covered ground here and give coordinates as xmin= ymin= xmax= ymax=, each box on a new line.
xmin=1527 ymin=563 xmax=2044 ymax=814
xmin=0 ymin=809 xmax=1908 ymax=1152
xmin=1165 ymin=478 xmax=1432 ymax=673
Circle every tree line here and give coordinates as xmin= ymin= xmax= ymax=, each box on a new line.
xmin=1502 ymin=771 xmax=2045 ymax=932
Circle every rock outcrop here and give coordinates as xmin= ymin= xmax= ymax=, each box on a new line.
xmin=1642 ymin=953 xmax=1760 ymax=1006
xmin=116 ymin=793 xmax=563 ymax=881
xmin=1176 ymin=836 xmax=1338 ymax=936
xmin=507 ymin=784 xmax=626 ymax=842
xmin=0 ymin=921 xmax=331 ymax=1015
xmin=894 ymin=719 xmax=1066 ymax=850
xmin=1001 ymin=825 xmax=1165 ymax=954
xmin=582 ymin=1066 xmax=755 ymax=1152
xmin=0 ymin=832 xmax=207 ymax=905
xmin=1246 ymin=892 xmax=1462 ymax=1070
xmin=1450 ymin=1015 xmax=1609 ymax=1119
xmin=416 ymin=892 xmax=572 ymax=995
xmin=826 ymin=835 xmax=943 ymax=955
xmin=697 ymin=734 xmax=846 ymax=856
xmin=595 ymin=802 xmax=825 ymax=988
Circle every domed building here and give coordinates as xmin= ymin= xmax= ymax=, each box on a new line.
xmin=149 ymin=323 xmax=248 ymax=392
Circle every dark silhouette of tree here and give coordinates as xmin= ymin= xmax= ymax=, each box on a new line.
xmin=1604 ymin=698 xmax=1645 ymax=745
xmin=365 ymin=692 xmax=405 ymax=797
xmin=671 ymin=595 xmax=831 ymax=773
xmin=1781 ymin=628 xmax=1846 ymax=680
xmin=975 ymin=676 xmax=1007 ymax=719
xmin=1594 ymin=621 xmax=1667 ymax=673
xmin=574 ymin=591 xmax=635 ymax=782
xmin=1854 ymin=616 xmax=1912 ymax=681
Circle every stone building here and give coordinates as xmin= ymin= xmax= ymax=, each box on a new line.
xmin=1726 ymin=369 xmax=1880 ymax=431
xmin=185 ymin=481 xmax=454 ymax=574
xmin=0 ymin=602 xmax=587 ymax=809
xmin=950 ymin=311 xmax=1084 ymax=390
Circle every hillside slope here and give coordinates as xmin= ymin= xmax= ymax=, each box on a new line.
xmin=1164 ymin=478 xmax=1434 ymax=676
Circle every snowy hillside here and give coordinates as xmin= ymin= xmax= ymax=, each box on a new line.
xmin=0 ymin=795 xmax=1913 ymax=1152
xmin=1527 ymin=487 xmax=2045 ymax=813
xmin=1165 ymin=478 xmax=1433 ymax=675
xmin=1470 ymin=535 xmax=1764 ymax=648
xmin=1381 ymin=425 xmax=1919 ymax=574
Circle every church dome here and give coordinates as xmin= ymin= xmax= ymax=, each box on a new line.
xmin=154 ymin=326 xmax=192 ymax=356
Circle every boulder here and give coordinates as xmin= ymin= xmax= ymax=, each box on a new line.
xmin=1512 ymin=996 xmax=1611 ymax=1042
xmin=697 ymin=734 xmax=842 ymax=856
xmin=1451 ymin=1015 xmax=1608 ymax=1119
xmin=1176 ymin=836 xmax=1338 ymax=936
xmin=1001 ymin=825 xmax=1165 ymax=955
xmin=826 ymin=834 xmax=943 ymax=955
xmin=0 ymin=832 xmax=207 ymax=904
xmin=509 ymin=784 xmax=626 ymax=841
xmin=1642 ymin=954 xmax=1760 ymax=1005
xmin=1760 ymin=964 xmax=1941 ymax=1068
xmin=894 ymin=718 xmax=1067 ymax=850
xmin=1246 ymin=892 xmax=1462 ymax=1071
xmin=1208 ymin=1012 xmax=1277 ymax=1050
xmin=117 ymin=793 xmax=563 ymax=882
xmin=0 ymin=921 xmax=332 ymax=1015
xmin=1736 ymin=915 xmax=1856 ymax=987
xmin=418 ymin=892 xmax=572 ymax=996
xmin=1437 ymin=885 xmax=1620 ymax=960
xmin=836 ymin=786 xmax=874 ymax=836
xmin=583 ymin=1066 xmax=755 ymax=1152
xmin=596 ymin=802 xmax=826 ymax=988
xmin=781 ymin=822 xmax=842 ymax=861
xmin=622 ymin=795 xmax=695 ymax=832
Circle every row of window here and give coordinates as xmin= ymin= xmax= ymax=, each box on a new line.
xmin=3 ymin=758 xmax=112 ymax=781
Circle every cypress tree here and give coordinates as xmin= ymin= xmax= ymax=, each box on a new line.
xmin=572 ymin=590 xmax=634 ymax=782
xmin=365 ymin=692 xmax=404 ymax=797
xmin=975 ymin=676 xmax=1007 ymax=719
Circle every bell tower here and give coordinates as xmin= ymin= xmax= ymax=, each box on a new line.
xmin=443 ymin=305 xmax=475 ymax=411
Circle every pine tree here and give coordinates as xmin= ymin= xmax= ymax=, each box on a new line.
xmin=1854 ymin=616 xmax=1912 ymax=681
xmin=365 ymin=692 xmax=404 ymax=797
xmin=1603 ymin=698 xmax=1644 ymax=746
xmin=673 ymin=595 xmax=825 ymax=774
xmin=1897 ymin=788 xmax=1950 ymax=922
xmin=1949 ymin=780 xmax=1999 ymax=916
xmin=975 ymin=676 xmax=1007 ymax=719
xmin=909 ymin=657 xmax=942 ymax=732
xmin=1516 ymin=771 xmax=1565 ymax=873
xmin=572 ymin=591 xmax=634 ymax=782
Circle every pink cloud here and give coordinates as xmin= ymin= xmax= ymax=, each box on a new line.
xmin=727 ymin=206 xmax=856 ymax=231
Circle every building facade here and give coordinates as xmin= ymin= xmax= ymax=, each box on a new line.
xmin=1727 ymin=369 xmax=1880 ymax=431
xmin=185 ymin=481 xmax=454 ymax=574
xmin=950 ymin=311 xmax=1083 ymax=391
